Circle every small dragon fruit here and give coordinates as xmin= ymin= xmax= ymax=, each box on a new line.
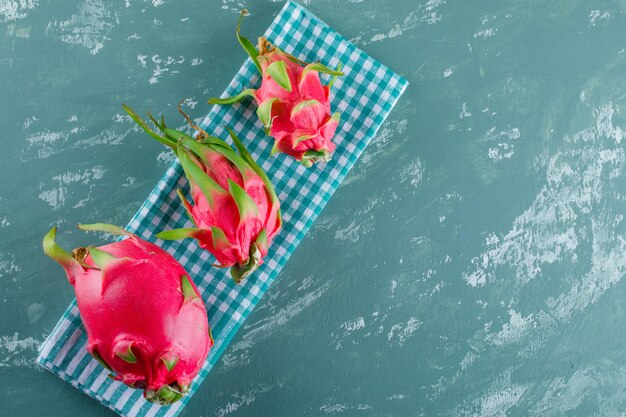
xmin=42 ymin=224 xmax=213 ymax=405
xmin=123 ymin=104 xmax=282 ymax=282
xmin=208 ymin=10 xmax=343 ymax=167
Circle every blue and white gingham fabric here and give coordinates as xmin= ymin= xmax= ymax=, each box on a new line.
xmin=36 ymin=2 xmax=408 ymax=416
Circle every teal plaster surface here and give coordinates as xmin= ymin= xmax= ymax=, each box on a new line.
xmin=3 ymin=0 xmax=626 ymax=416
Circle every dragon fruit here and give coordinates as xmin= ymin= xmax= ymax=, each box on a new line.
xmin=123 ymin=104 xmax=282 ymax=282
xmin=42 ymin=223 xmax=212 ymax=405
xmin=208 ymin=10 xmax=344 ymax=167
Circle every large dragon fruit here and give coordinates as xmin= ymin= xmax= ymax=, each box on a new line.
xmin=123 ymin=105 xmax=282 ymax=282
xmin=42 ymin=224 xmax=212 ymax=405
xmin=208 ymin=10 xmax=343 ymax=167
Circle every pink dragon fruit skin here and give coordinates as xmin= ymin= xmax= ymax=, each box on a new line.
xmin=43 ymin=224 xmax=213 ymax=405
xmin=123 ymin=105 xmax=282 ymax=282
xmin=208 ymin=10 xmax=343 ymax=167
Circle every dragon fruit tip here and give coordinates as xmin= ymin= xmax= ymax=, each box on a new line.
xmin=145 ymin=385 xmax=185 ymax=405
xmin=229 ymin=242 xmax=263 ymax=283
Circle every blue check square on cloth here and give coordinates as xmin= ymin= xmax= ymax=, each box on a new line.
xmin=36 ymin=2 xmax=408 ymax=416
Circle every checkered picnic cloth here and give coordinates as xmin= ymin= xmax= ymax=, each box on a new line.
xmin=36 ymin=2 xmax=408 ymax=416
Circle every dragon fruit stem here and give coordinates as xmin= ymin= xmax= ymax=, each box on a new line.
xmin=122 ymin=104 xmax=178 ymax=152
xmin=329 ymin=62 xmax=343 ymax=88
xmin=42 ymin=227 xmax=83 ymax=285
xmin=207 ymin=88 xmax=255 ymax=105
xmin=157 ymin=228 xmax=204 ymax=241
xmin=236 ymin=9 xmax=261 ymax=73
xmin=178 ymin=100 xmax=210 ymax=141
xmin=77 ymin=223 xmax=131 ymax=236
xmin=257 ymin=36 xmax=273 ymax=55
